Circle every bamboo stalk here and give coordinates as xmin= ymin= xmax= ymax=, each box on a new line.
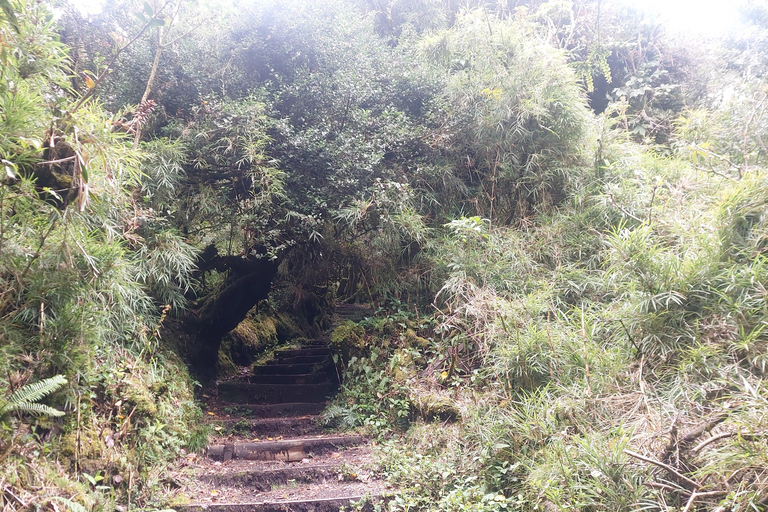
xmin=581 ymin=303 xmax=591 ymax=396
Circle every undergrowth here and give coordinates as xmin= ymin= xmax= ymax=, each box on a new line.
xmin=0 ymin=1 xmax=205 ymax=509
xmin=328 ymin=145 xmax=768 ymax=511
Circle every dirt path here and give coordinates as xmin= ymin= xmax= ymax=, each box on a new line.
xmin=172 ymin=327 xmax=389 ymax=511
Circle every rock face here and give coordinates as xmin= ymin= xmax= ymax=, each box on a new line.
xmin=174 ymin=338 xmax=390 ymax=511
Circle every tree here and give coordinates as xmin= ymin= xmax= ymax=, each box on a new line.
xmin=423 ymin=9 xmax=592 ymax=223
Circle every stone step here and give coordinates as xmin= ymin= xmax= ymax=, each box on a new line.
xmin=200 ymin=463 xmax=341 ymax=488
xmin=215 ymin=402 xmax=327 ymax=418
xmin=207 ymin=435 xmax=366 ymax=462
xmin=178 ymin=494 xmax=381 ymax=512
xmin=266 ymin=354 xmax=331 ymax=365
xmin=335 ymin=304 xmax=373 ymax=322
xmin=212 ymin=416 xmax=323 ymax=438
xmin=217 ymin=382 xmax=336 ymax=404
xmin=301 ymin=339 xmax=329 ymax=346
xmin=247 ymin=372 xmax=333 ymax=385
xmin=274 ymin=347 xmax=331 ymax=358
xmin=251 ymin=360 xmax=334 ymax=376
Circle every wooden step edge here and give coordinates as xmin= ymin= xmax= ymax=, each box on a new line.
xmin=199 ymin=463 xmax=342 ymax=487
xmin=208 ymin=416 xmax=324 ymax=437
xmin=207 ymin=435 xmax=366 ymax=461
xmin=211 ymin=415 xmax=320 ymax=427
xmin=218 ymin=382 xmax=336 ymax=391
xmin=275 ymin=348 xmax=331 ymax=355
xmin=268 ymin=350 xmax=332 ymax=366
xmin=250 ymin=362 xmax=335 ymax=375
xmin=215 ymin=382 xmax=337 ymax=405
xmin=212 ymin=402 xmax=327 ymax=418
xmin=246 ymin=373 xmax=333 ymax=385
xmin=176 ymin=494 xmax=385 ymax=512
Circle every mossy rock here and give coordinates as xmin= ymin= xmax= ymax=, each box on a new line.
xmin=168 ymin=493 xmax=192 ymax=507
xmin=275 ymin=313 xmax=304 ymax=342
xmin=60 ymin=427 xmax=102 ymax=458
xmin=331 ymin=321 xmax=366 ymax=348
xmin=330 ymin=321 xmax=368 ymax=362
xmin=234 ymin=315 xmax=278 ymax=346
xmin=217 ymin=346 xmax=239 ymax=377
xmin=150 ymin=381 xmax=169 ymax=397
xmin=391 ymin=349 xmax=417 ymax=383
xmin=122 ymin=376 xmax=158 ymax=417
xmin=225 ymin=314 xmax=279 ymax=366
xmin=409 ymin=391 xmax=459 ymax=422
xmin=403 ymin=329 xmax=430 ymax=349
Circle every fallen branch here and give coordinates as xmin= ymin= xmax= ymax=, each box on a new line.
xmin=39 ymin=156 xmax=77 ymax=166
xmin=693 ymin=431 xmax=766 ymax=453
xmin=682 ymin=491 xmax=727 ymax=512
xmin=692 ymin=432 xmax=733 ymax=453
xmin=608 ymin=194 xmax=644 ymax=224
xmin=681 ymin=413 xmax=728 ymax=446
xmin=624 ymin=449 xmax=700 ymax=490
xmin=692 ymin=165 xmax=735 ymax=181
xmin=1 ymin=486 xmax=28 ymax=508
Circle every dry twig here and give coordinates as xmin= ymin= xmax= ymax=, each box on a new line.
xmin=682 ymin=491 xmax=727 ymax=512
xmin=624 ymin=449 xmax=700 ymax=490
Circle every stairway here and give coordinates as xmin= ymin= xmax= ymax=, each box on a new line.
xmin=334 ymin=304 xmax=373 ymax=324
xmin=175 ymin=339 xmax=387 ymax=511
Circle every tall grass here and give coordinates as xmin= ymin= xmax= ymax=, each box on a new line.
xmin=336 ymin=133 xmax=768 ymax=511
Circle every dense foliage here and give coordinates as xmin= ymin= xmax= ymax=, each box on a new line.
xmin=2 ymin=0 xmax=768 ymax=510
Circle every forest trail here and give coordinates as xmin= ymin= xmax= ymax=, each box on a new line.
xmin=174 ymin=306 xmax=387 ymax=511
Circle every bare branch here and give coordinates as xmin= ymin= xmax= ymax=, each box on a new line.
xmin=39 ymin=156 xmax=77 ymax=166
xmin=608 ymin=193 xmax=645 ymax=224
xmin=692 ymin=432 xmax=733 ymax=453
xmin=71 ymin=0 xmax=175 ymax=113
xmin=682 ymin=491 xmax=728 ymax=512
xmin=693 ymin=431 xmax=766 ymax=453
xmin=680 ymin=413 xmax=729 ymax=445
xmin=623 ymin=449 xmax=700 ymax=490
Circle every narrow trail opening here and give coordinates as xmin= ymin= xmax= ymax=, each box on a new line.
xmin=174 ymin=305 xmax=389 ymax=511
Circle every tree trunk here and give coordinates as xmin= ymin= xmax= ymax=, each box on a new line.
xmin=186 ymin=255 xmax=280 ymax=378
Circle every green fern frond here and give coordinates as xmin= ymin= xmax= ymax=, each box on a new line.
xmin=0 ymin=375 xmax=67 ymax=418
xmin=3 ymin=402 xmax=65 ymax=417
xmin=48 ymin=496 xmax=88 ymax=512
xmin=6 ymin=375 xmax=67 ymax=405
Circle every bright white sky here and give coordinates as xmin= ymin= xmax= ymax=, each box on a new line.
xmin=71 ymin=0 xmax=747 ymax=36
xmin=619 ymin=0 xmax=745 ymax=35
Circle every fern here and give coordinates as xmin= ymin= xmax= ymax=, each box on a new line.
xmin=48 ymin=496 xmax=88 ymax=512
xmin=0 ymin=375 xmax=67 ymax=419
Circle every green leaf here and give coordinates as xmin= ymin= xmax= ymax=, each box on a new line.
xmin=149 ymin=18 xmax=166 ymax=27
xmin=143 ymin=1 xmax=153 ymax=17
xmin=135 ymin=11 xmax=147 ymax=23
xmin=43 ymin=187 xmax=62 ymax=201
xmin=6 ymin=402 xmax=65 ymax=417
xmin=18 ymin=137 xmax=42 ymax=150
xmin=10 ymin=375 xmax=67 ymax=405
xmin=0 ymin=0 xmax=21 ymax=34
xmin=0 ymin=375 xmax=67 ymax=418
